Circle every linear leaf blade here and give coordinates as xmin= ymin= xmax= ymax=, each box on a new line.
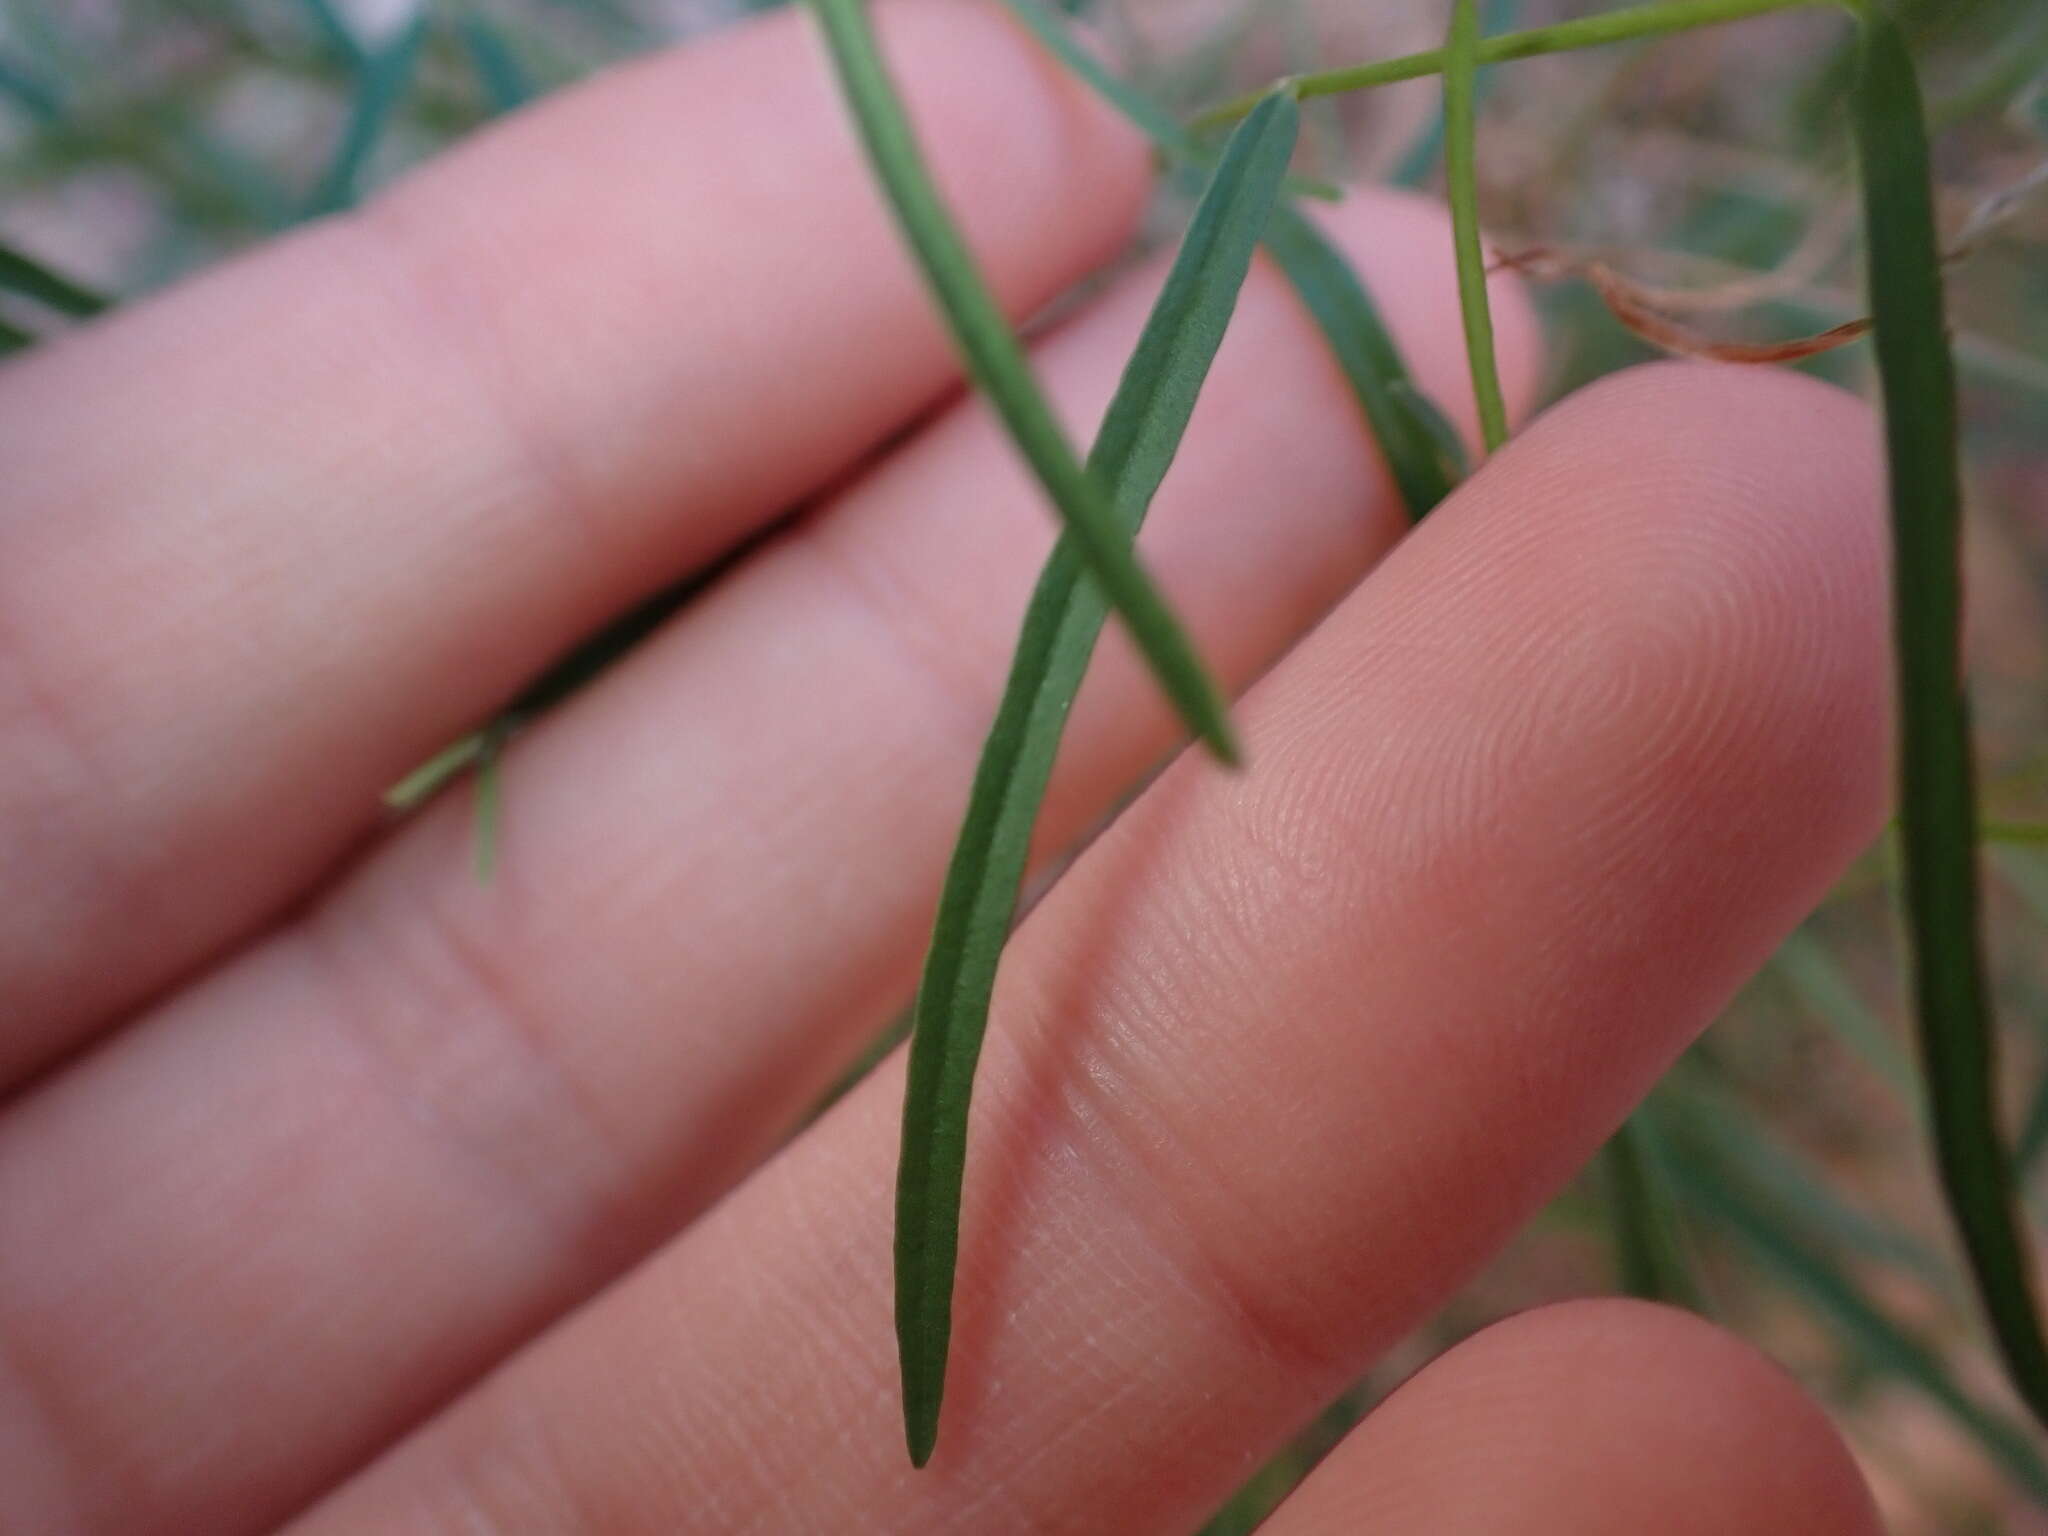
xmin=894 ymin=90 xmax=1301 ymax=1468
xmin=989 ymin=0 xmax=1458 ymax=521
xmin=0 ymin=240 xmax=108 ymax=318
xmin=807 ymin=0 xmax=1238 ymax=763
xmin=1853 ymin=1 xmax=2048 ymax=1430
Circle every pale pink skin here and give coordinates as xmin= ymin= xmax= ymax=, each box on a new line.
xmin=0 ymin=2 xmax=1889 ymax=1532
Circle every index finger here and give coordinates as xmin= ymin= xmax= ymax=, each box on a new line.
xmin=293 ymin=363 xmax=1890 ymax=1533
xmin=0 ymin=0 xmax=1146 ymax=1077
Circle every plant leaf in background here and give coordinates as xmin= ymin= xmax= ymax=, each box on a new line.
xmin=455 ymin=11 xmax=538 ymax=114
xmin=1667 ymin=1069 xmax=1957 ymax=1294
xmin=895 ymin=88 xmax=1301 ymax=1468
xmin=806 ymin=0 xmax=1240 ymax=766
xmin=1775 ymin=928 xmax=1919 ymax=1112
xmin=1657 ymin=1092 xmax=2048 ymax=1503
xmin=1602 ymin=1114 xmax=1705 ymax=1308
xmin=304 ymin=12 xmax=429 ymax=217
xmin=1850 ymin=0 xmax=2048 ymax=1431
xmin=1442 ymin=0 xmax=1510 ymax=454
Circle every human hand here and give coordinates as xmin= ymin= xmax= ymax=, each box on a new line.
xmin=0 ymin=3 xmax=1890 ymax=1531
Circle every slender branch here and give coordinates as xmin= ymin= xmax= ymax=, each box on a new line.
xmin=1444 ymin=0 xmax=1509 ymax=454
xmin=1195 ymin=0 xmax=1827 ymax=128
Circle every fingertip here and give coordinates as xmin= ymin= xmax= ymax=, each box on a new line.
xmin=1264 ymin=1299 xmax=1882 ymax=1535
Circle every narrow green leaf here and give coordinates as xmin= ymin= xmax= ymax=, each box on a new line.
xmin=1261 ymin=208 xmax=1462 ymax=521
xmin=0 ymin=53 xmax=65 ymax=124
xmin=895 ymin=91 xmax=1301 ymax=1468
xmin=1602 ymin=1114 xmax=1705 ymax=1309
xmin=807 ymin=0 xmax=1238 ymax=764
xmin=1853 ymin=1 xmax=2048 ymax=1431
xmin=1657 ymin=1096 xmax=2048 ymax=1503
xmin=455 ymin=12 xmax=535 ymax=115
xmin=299 ymin=0 xmax=369 ymax=66
xmin=0 ymin=315 xmax=35 ymax=356
xmin=304 ymin=16 xmax=428 ymax=218
xmin=0 ymin=241 xmax=108 ymax=318
xmin=1984 ymin=819 xmax=2048 ymax=846
xmin=1444 ymin=0 xmax=1509 ymax=455
xmin=983 ymin=0 xmax=1457 ymax=522
xmin=1386 ymin=378 xmax=1471 ymax=488
xmin=384 ymin=730 xmax=489 ymax=813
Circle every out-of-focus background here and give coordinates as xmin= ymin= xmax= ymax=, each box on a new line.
xmin=4 ymin=0 xmax=2045 ymax=1529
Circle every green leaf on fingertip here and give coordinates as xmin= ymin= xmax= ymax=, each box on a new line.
xmin=807 ymin=0 xmax=1239 ymax=765
xmin=894 ymin=89 xmax=1301 ymax=1469
xmin=1851 ymin=0 xmax=2048 ymax=1434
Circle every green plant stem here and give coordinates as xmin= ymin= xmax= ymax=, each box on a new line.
xmin=1195 ymin=0 xmax=1824 ymax=128
xmin=1443 ymin=0 xmax=1509 ymax=454
xmin=384 ymin=731 xmax=489 ymax=812
xmin=807 ymin=0 xmax=1238 ymax=765
xmin=1851 ymin=0 xmax=2048 ymax=1433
